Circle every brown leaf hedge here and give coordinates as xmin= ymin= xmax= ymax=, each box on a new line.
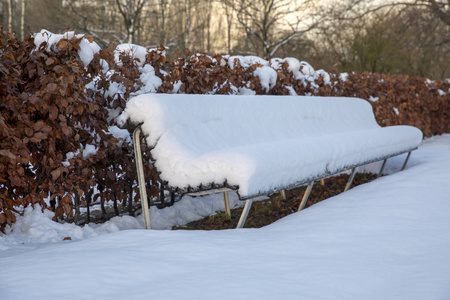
xmin=0 ymin=28 xmax=449 ymax=230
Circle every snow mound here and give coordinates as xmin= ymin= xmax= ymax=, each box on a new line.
xmin=33 ymin=29 xmax=101 ymax=67
xmin=254 ymin=66 xmax=277 ymax=91
xmin=2 ymin=207 xmax=98 ymax=245
xmin=114 ymin=43 xmax=148 ymax=67
xmin=227 ymin=55 xmax=269 ymax=69
xmin=136 ymin=64 xmax=163 ymax=94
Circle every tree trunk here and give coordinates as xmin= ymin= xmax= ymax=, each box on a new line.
xmin=73 ymin=191 xmax=81 ymax=224
xmin=170 ymin=191 xmax=175 ymax=206
xmin=101 ymin=200 xmax=106 ymax=218
xmin=159 ymin=181 xmax=165 ymax=208
xmin=127 ymin=179 xmax=134 ymax=216
xmin=50 ymin=194 xmax=56 ymax=211
xmin=185 ymin=0 xmax=192 ymax=49
xmin=86 ymin=189 xmax=93 ymax=223
xmin=113 ymin=193 xmax=119 ymax=216
xmin=8 ymin=0 xmax=14 ymax=32
xmin=20 ymin=0 xmax=25 ymax=40
xmin=206 ymin=1 xmax=212 ymax=53
xmin=127 ymin=21 xmax=134 ymax=43
xmin=160 ymin=0 xmax=167 ymax=45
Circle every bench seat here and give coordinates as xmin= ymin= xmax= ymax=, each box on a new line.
xmin=177 ymin=126 xmax=421 ymax=199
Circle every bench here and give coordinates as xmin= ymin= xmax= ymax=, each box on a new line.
xmin=117 ymin=94 xmax=423 ymax=229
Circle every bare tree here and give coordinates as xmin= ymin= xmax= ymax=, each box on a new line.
xmin=8 ymin=0 xmax=14 ymax=32
xmin=69 ymin=0 xmax=151 ymax=46
xmin=221 ymin=0 xmax=234 ymax=54
xmin=353 ymin=0 xmax=450 ymax=28
xmin=158 ymin=0 xmax=169 ymax=45
xmin=115 ymin=0 xmax=150 ymax=43
xmin=222 ymin=0 xmax=326 ymax=58
xmin=4 ymin=0 xmax=25 ymax=39
xmin=16 ymin=0 xmax=68 ymax=35
xmin=144 ymin=0 xmax=181 ymax=48
xmin=20 ymin=0 xmax=24 ymax=40
xmin=310 ymin=1 xmax=450 ymax=78
xmin=427 ymin=0 xmax=450 ymax=26
xmin=205 ymin=0 xmax=212 ymax=53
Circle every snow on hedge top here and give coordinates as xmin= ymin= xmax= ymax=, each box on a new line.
xmin=114 ymin=43 xmax=148 ymax=67
xmin=118 ymin=94 xmax=423 ymax=198
xmin=227 ymin=55 xmax=269 ymax=69
xmin=226 ymin=56 xmax=331 ymax=88
xmin=33 ymin=29 xmax=101 ymax=67
xmin=112 ymin=44 xmax=163 ymax=94
xmin=253 ymin=66 xmax=277 ymax=92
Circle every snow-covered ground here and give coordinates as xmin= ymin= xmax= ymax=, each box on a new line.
xmin=1 ymin=134 xmax=450 ymax=300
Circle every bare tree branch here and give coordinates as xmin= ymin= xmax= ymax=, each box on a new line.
xmin=222 ymin=0 xmax=326 ymax=58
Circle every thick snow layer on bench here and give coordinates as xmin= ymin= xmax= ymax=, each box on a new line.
xmin=118 ymin=94 xmax=423 ymax=198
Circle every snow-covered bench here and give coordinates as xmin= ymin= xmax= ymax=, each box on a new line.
xmin=117 ymin=94 xmax=423 ymax=229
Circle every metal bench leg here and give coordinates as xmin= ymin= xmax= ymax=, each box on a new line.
xmin=298 ymin=181 xmax=315 ymax=211
xmin=280 ymin=189 xmax=286 ymax=200
xmin=236 ymin=199 xmax=253 ymax=228
xmin=401 ymin=151 xmax=412 ymax=171
xmin=344 ymin=167 xmax=358 ymax=192
xmin=133 ymin=126 xmax=151 ymax=229
xmin=378 ymin=158 xmax=388 ymax=177
xmin=223 ymin=191 xmax=231 ymax=218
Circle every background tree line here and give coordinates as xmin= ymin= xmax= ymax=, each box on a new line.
xmin=1 ymin=0 xmax=450 ymax=79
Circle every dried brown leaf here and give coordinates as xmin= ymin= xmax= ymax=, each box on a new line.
xmin=51 ymin=169 xmax=62 ymax=181
xmin=48 ymin=106 xmax=58 ymax=120
xmin=45 ymin=58 xmax=55 ymax=66
xmin=0 ymin=149 xmax=17 ymax=160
